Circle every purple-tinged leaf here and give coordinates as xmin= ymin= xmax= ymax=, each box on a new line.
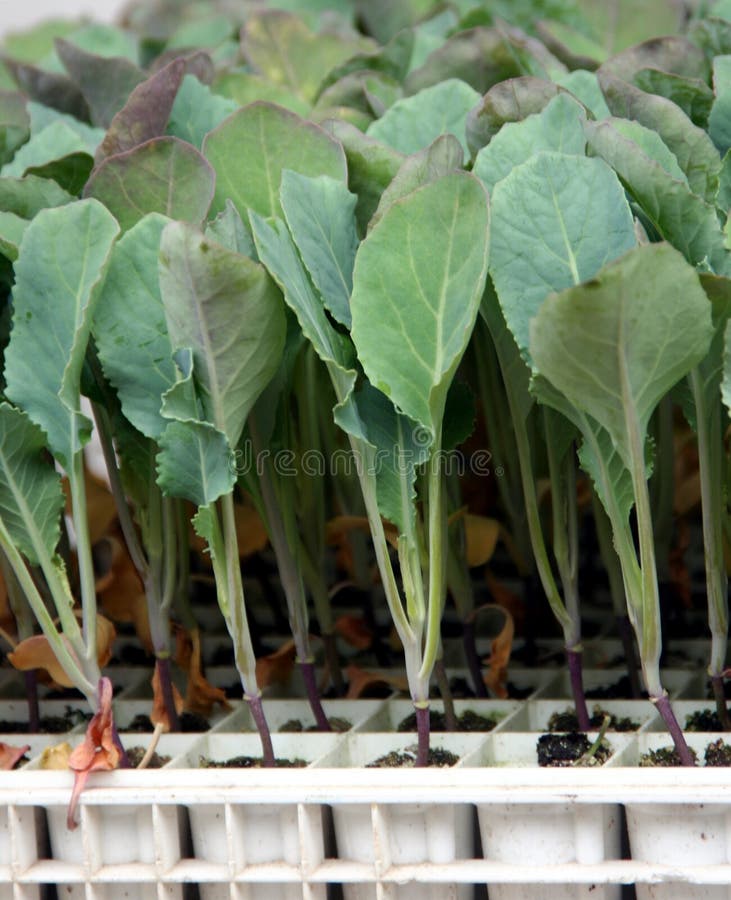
xmin=2 ymin=58 xmax=89 ymax=121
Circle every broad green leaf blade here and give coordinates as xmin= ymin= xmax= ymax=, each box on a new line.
xmin=605 ymin=117 xmax=688 ymax=182
xmin=370 ymin=134 xmax=464 ymax=231
xmin=1 ymin=120 xmax=103 ymax=178
xmin=84 ymin=136 xmax=215 ymax=232
xmin=600 ymin=35 xmax=709 ymax=83
xmin=0 ymin=174 xmax=73 ymax=216
xmin=203 ymin=102 xmax=347 ymax=221
xmin=4 ymin=199 xmax=120 ymax=466
xmin=334 ymin=383 xmax=428 ymax=536
xmin=167 ymin=74 xmax=238 ymax=149
xmin=0 ymin=211 xmax=28 ymax=261
xmin=366 ymin=79 xmax=480 ymax=157
xmin=0 ymin=403 xmax=64 ymax=565
xmin=489 ymin=151 xmax=636 ymax=362
xmin=4 ymin=58 xmax=89 ymax=121
xmin=321 ymin=118 xmax=403 ymax=231
xmin=249 ymin=211 xmax=356 ymax=380
xmin=211 ymin=71 xmax=309 ymax=117
xmin=159 ymin=222 xmax=286 ymax=448
xmin=692 ymin=273 xmax=731 ymax=420
xmin=710 ymin=55 xmax=731 ymax=157
xmin=94 ymin=214 xmax=176 ymax=440
xmin=530 ymin=243 xmax=713 ymax=467
xmin=632 ymin=69 xmax=713 ymax=128
xmin=585 ymin=118 xmax=728 ymax=271
xmin=241 ymin=10 xmax=372 ymax=104
xmin=553 ymin=70 xmax=610 ymax=119
xmin=26 ymin=152 xmax=91 ymax=194
xmin=279 ymin=170 xmax=358 ymax=328
xmin=350 ymin=172 xmax=489 ymax=437
xmin=599 ymin=72 xmax=722 ymax=204
xmin=156 ymin=419 xmax=235 ymax=506
xmin=205 ymin=200 xmax=256 ymax=257
xmin=473 ymin=92 xmax=586 ymax=193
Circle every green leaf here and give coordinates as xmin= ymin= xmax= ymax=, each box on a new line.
xmin=600 ymin=36 xmax=709 ymax=83
xmin=0 ymin=211 xmax=29 ymax=260
xmin=3 ymin=20 xmax=78 ymax=65
xmin=321 ymin=119 xmax=403 ymax=231
xmin=4 ymin=199 xmax=120 ymax=467
xmin=710 ymin=55 xmax=731 ymax=156
xmin=334 ymin=383 xmax=429 ymax=536
xmin=489 ymin=151 xmax=636 ymax=362
xmin=157 ymin=419 xmax=235 ymax=506
xmin=603 ymin=117 xmax=688 ymax=183
xmin=26 ymin=152 xmax=92 ymax=194
xmin=466 ymin=76 xmax=564 ymax=156
xmin=632 ymin=68 xmax=714 ymax=128
xmin=250 ymin=211 xmax=356 ymax=376
xmin=442 ymin=380 xmax=476 ymax=451
xmin=530 ymin=243 xmax=713 ymax=468
xmin=241 ymin=10 xmax=372 ymax=104
xmin=55 ymin=37 xmax=145 ymax=128
xmin=279 ymin=170 xmax=358 ymax=328
xmin=0 ymin=174 xmax=73 ymax=216
xmin=599 ymin=72 xmax=721 ymax=203
xmin=553 ymin=69 xmax=610 ymax=119
xmin=350 ymin=172 xmax=489 ymax=438
xmin=316 ymin=29 xmax=413 ymax=98
xmin=3 ymin=58 xmax=89 ymax=121
xmin=0 ymin=91 xmax=29 ymax=167
xmin=370 ymin=134 xmax=464 ymax=230
xmin=0 ymin=403 xmax=64 ymax=565
xmin=159 ymin=222 xmax=286 ymax=447
xmin=94 ymin=214 xmax=176 ymax=440
xmin=473 ymin=92 xmax=586 ymax=193
xmin=1 ymin=120 xmax=103 ymax=178
xmin=205 ymin=200 xmax=257 ymax=257
xmin=84 ymin=136 xmax=215 ymax=232
xmin=203 ymin=102 xmax=347 ymax=221
xmin=211 ymin=71 xmax=309 ymax=117
xmin=689 ymin=273 xmax=731 ymax=428
xmin=366 ymin=79 xmax=481 ymax=157
xmin=585 ymin=118 xmax=728 ymax=270
xmin=167 ymin=74 xmax=238 ymax=149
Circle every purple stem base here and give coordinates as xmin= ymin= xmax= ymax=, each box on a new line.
xmin=653 ymin=693 xmax=695 ymax=766
xmin=156 ymin=657 xmax=180 ymax=732
xmin=415 ymin=705 xmax=430 ymax=767
xmin=246 ymin=693 xmax=276 ymax=767
xmin=462 ymin=621 xmax=488 ymax=698
xmin=24 ymin=671 xmax=39 ymax=733
xmin=567 ymin=648 xmax=591 ymax=732
xmin=616 ymin=614 xmax=642 ymax=699
xmin=300 ymin=660 xmax=331 ymax=731
xmin=711 ymin=674 xmax=731 ymax=731
xmin=111 ymin=723 xmax=131 ymax=769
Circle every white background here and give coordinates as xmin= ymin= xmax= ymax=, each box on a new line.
xmin=0 ymin=0 xmax=130 ymax=37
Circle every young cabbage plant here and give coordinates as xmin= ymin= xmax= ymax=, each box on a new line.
xmin=93 ymin=213 xmax=190 ymax=731
xmin=484 ymin=143 xmax=639 ymax=728
xmin=252 ymin=168 xmax=489 ymax=763
xmin=0 ymin=198 xmax=125 ymax=753
xmin=155 ymin=221 xmax=286 ymax=765
xmin=531 ymin=242 xmax=713 ymax=764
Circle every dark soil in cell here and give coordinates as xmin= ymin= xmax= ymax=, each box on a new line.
xmin=704 ymin=739 xmax=731 ymax=766
xmin=199 ymin=755 xmax=306 ymax=768
xmin=397 ymin=709 xmax=497 ymax=733
xmin=367 ymin=746 xmax=459 ymax=767
xmin=279 ymin=717 xmax=352 ymax=733
xmin=0 ymin=707 xmax=90 ymax=734
xmin=505 ymin=682 xmax=535 ymax=700
xmin=125 ymin=746 xmax=170 ymax=768
xmin=639 ymin=746 xmax=699 ymax=766
xmin=685 ymin=709 xmax=723 ymax=732
xmin=548 ymin=707 xmax=639 ymax=732
xmin=586 ymin=675 xmax=647 ymax=700
xmin=536 ymin=732 xmax=610 ymax=767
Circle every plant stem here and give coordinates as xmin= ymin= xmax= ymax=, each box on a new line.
xmin=300 ymin=660 xmax=330 ymax=731
xmin=434 ymin=657 xmax=457 ymax=731
xmin=155 ymin=657 xmax=180 ymax=732
xmin=415 ymin=704 xmax=430 ymax=767
xmin=574 ymin=714 xmax=611 ymax=767
xmin=247 ymin=693 xmax=275 ymax=767
xmin=462 ymin=620 xmax=488 ymax=698
xmin=111 ymin=722 xmax=131 ymax=769
xmin=653 ymin=693 xmax=695 ymax=766
xmin=70 ymin=448 xmax=98 ymax=666
xmin=567 ymin=648 xmax=590 ymax=731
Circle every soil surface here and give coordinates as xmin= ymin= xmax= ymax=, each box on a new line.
xmin=704 ymin=739 xmax=731 ymax=766
xmin=279 ymin=717 xmax=351 ymax=733
xmin=199 ymin=755 xmax=306 ymax=768
xmin=397 ymin=709 xmax=497 ymax=733
xmin=125 ymin=746 xmax=170 ymax=768
xmin=0 ymin=707 xmax=90 ymax=734
xmin=367 ymin=746 xmax=460 ymax=767
xmin=122 ymin=712 xmax=210 ymax=733
xmin=639 ymin=746 xmax=699 ymax=766
xmin=586 ymin=676 xmax=647 ymax=700
xmin=685 ymin=709 xmax=723 ymax=732
xmin=536 ymin=732 xmax=610 ymax=767
xmin=548 ymin=707 xmax=639 ymax=732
